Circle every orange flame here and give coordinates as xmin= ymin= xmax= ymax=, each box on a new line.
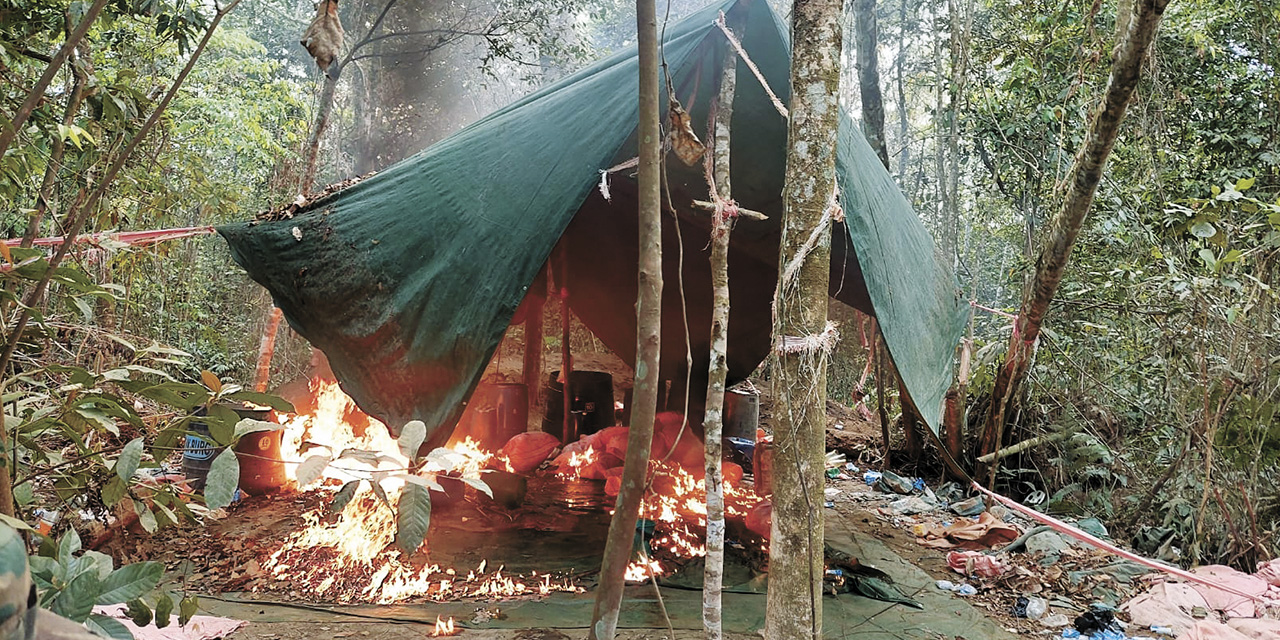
xmin=431 ymin=615 xmax=457 ymax=636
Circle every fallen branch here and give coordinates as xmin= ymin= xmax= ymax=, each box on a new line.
xmin=974 ymin=428 xmax=1076 ymax=464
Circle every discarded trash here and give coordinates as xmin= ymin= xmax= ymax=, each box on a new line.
xmin=1075 ymin=606 xmax=1120 ymax=636
xmin=826 ymin=467 xmax=840 ymax=479
xmin=1014 ymin=596 xmax=1030 ymax=618
xmin=945 ymin=550 xmax=1011 ymax=577
xmin=888 ymin=495 xmax=936 ymax=516
xmin=1042 ymin=614 xmax=1071 ymax=627
xmin=844 ymin=462 xmax=858 ymax=473
xmin=935 ymin=580 xmax=976 ymax=596
xmin=874 ymin=471 xmax=915 ymax=495
xmin=1025 ymin=530 xmax=1071 ymax=556
xmin=863 ymin=471 xmax=882 ymax=485
xmin=1149 ymin=626 xmax=1174 ymax=637
xmin=912 ymin=477 xmax=926 ymax=492
xmin=1025 ymin=596 xmax=1048 ymax=620
xmin=950 ymin=495 xmax=986 ymax=517
xmin=920 ymin=513 xmax=1019 ymax=550
xmin=824 ymin=501 xmax=835 ymax=508
xmin=1061 ymin=630 xmax=1081 ymax=639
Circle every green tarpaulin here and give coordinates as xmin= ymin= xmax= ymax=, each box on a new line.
xmin=218 ymin=0 xmax=965 ymax=448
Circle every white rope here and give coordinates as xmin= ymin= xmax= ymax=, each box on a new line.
xmin=715 ymin=12 xmax=788 ymax=120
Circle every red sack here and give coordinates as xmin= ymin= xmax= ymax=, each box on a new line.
xmin=595 ymin=426 xmax=630 ymax=460
xmin=604 ymin=467 xmax=625 ymax=497
xmin=723 ymin=461 xmax=744 ymax=486
xmin=745 ymin=501 xmax=772 ymax=541
xmin=499 ymin=432 xmax=561 ymax=474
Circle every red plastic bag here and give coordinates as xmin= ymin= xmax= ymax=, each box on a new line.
xmin=499 ymin=432 xmax=561 ymax=474
xmin=723 ymin=461 xmax=744 ymax=486
xmin=745 ymin=501 xmax=772 ymax=541
xmin=595 ymin=426 xmax=630 ymax=460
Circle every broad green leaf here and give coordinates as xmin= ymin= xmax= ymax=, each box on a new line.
xmin=1236 ymin=177 xmax=1256 ymax=191
xmin=330 ymin=481 xmax=360 ymax=514
xmin=58 ymin=528 xmax=82 ymax=565
xmin=178 ymin=595 xmax=198 ymax=626
xmin=395 ymin=483 xmax=432 ymax=555
xmin=134 ymin=502 xmax=158 ymax=534
xmin=397 ymin=420 xmax=427 ymax=460
xmin=154 ymin=592 xmax=173 ymax=628
xmin=233 ymin=418 xmax=282 ymax=441
xmin=116 ymin=438 xmax=144 ymax=482
xmin=0 ymin=513 xmax=33 ymax=531
xmin=222 ymin=391 xmax=294 ymax=413
xmin=125 ymin=599 xmax=153 ymax=626
xmin=205 ymin=404 xmax=240 ymax=446
xmin=95 ymin=561 xmax=164 ymax=605
xmin=82 ymin=551 xmax=114 ymax=579
xmin=1198 ymin=248 xmax=1217 ymax=269
xmin=1190 ymin=221 xmax=1217 ymax=238
xmin=86 ymin=614 xmax=134 ymax=640
xmin=52 ymin=570 xmax=99 ymax=622
xmin=295 ymin=454 xmax=330 ymax=488
xmin=459 ymin=476 xmax=493 ymax=498
xmin=101 ymin=476 xmax=127 ymax=507
xmin=337 ymin=448 xmax=383 ymax=466
xmin=203 ymin=448 xmax=240 ymax=510
xmin=73 ymin=406 xmax=119 ymax=436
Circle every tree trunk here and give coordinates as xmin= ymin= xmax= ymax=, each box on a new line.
xmin=765 ymin=0 xmax=842 ymax=635
xmin=701 ymin=32 xmax=739 ymax=640
xmin=0 ymin=0 xmax=111 ymax=160
xmin=301 ymin=71 xmax=339 ymax=194
xmin=894 ymin=0 xmax=910 ymax=183
xmin=586 ymin=0 xmax=661 ymax=633
xmin=253 ymin=307 xmax=285 ymax=392
xmin=522 ymin=278 xmax=545 ymax=429
xmin=853 ymin=0 xmax=888 ymax=168
xmin=977 ymin=0 xmax=1170 ymax=485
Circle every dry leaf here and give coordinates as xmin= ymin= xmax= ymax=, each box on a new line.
xmin=667 ymin=100 xmax=705 ymax=166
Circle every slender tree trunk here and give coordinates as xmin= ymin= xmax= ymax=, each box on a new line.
xmin=932 ymin=19 xmax=948 ymax=247
xmin=0 ymin=0 xmax=111 ymax=160
xmin=766 ymin=0 xmax=842 ymax=635
xmin=301 ymin=71 xmax=340 ymax=194
xmin=977 ymin=0 xmax=1170 ymax=485
xmin=701 ymin=34 xmax=739 ymax=640
xmin=946 ymin=0 xmax=972 ymax=265
xmin=894 ymin=0 xmax=910 ymax=183
xmin=22 ymin=48 xmax=90 ymax=249
xmin=853 ymin=0 xmax=888 ymax=168
xmin=523 ymin=283 xmax=545 ymax=428
xmin=587 ymin=0 xmax=661 ymax=633
xmin=253 ymin=307 xmax=285 ymax=392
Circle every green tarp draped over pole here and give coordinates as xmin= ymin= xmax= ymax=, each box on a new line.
xmin=218 ymin=0 xmax=965 ymax=448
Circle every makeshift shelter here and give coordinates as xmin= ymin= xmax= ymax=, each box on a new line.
xmin=219 ymin=0 xmax=966 ymax=450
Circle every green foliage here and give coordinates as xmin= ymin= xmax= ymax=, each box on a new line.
xmin=30 ymin=527 xmax=171 ymax=639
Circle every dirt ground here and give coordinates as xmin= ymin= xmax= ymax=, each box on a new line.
xmin=227 ymin=624 xmax=761 ymax=639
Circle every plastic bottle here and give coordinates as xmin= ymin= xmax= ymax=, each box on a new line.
xmin=1025 ymin=596 xmax=1048 ymax=620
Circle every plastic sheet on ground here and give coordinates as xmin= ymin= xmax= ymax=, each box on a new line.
xmin=1120 ymin=581 xmax=1209 ymax=634
xmin=1187 ymin=565 xmax=1270 ymax=618
xmin=93 ymin=605 xmax=246 ymax=640
xmin=1177 ymin=618 xmax=1280 ymax=640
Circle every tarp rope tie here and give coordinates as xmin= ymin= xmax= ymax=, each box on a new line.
xmin=714 ymin=12 xmax=788 ymax=120
xmin=5 ymin=225 xmax=216 ymax=249
xmin=597 ymin=157 xmax=641 ymax=201
xmin=969 ymin=300 xmax=1018 ymax=320
xmin=972 ymin=481 xmax=1280 ymax=607
xmin=775 ymin=321 xmax=839 ymax=355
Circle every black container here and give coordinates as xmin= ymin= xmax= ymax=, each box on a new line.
xmin=723 ymin=389 xmax=760 ymax=441
xmin=184 ymin=404 xmax=275 ymax=493
xmin=543 ymin=371 xmax=614 ymax=442
xmin=182 ymin=421 xmax=220 ymax=492
xmin=452 ymin=383 xmax=529 ymax=450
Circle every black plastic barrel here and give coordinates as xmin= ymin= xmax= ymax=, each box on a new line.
xmin=182 ymin=421 xmax=220 ymax=492
xmin=543 ymin=371 xmax=614 ymax=442
xmin=723 ymin=389 xmax=760 ymax=441
xmin=452 ymin=383 xmax=529 ymax=450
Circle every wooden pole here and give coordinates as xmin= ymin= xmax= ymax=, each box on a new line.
xmin=587 ymin=0 xmax=662 ymax=632
xmin=560 ymin=247 xmax=574 ymax=443
xmin=253 ymin=307 xmax=285 ymax=393
xmin=523 ymin=274 xmax=545 ymax=431
xmin=701 ymin=23 xmax=741 ymax=638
